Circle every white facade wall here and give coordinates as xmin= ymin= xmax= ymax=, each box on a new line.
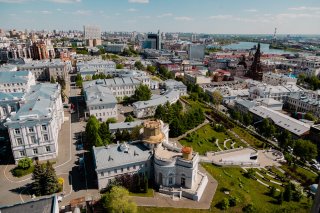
xmin=88 ymin=104 xmax=117 ymax=122
xmin=0 ymin=72 xmax=36 ymax=93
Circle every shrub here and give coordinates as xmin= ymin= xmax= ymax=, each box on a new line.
xmin=218 ymin=198 xmax=230 ymax=210
xmin=242 ymin=204 xmax=256 ymax=213
xmin=229 ymin=196 xmax=240 ymax=207
xmin=18 ymin=157 xmax=33 ymax=169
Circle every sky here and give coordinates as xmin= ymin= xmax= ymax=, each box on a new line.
xmin=0 ymin=0 xmax=320 ymax=34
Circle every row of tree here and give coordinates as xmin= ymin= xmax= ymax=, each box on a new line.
xmin=112 ymin=173 xmax=148 ymax=193
xmin=154 ymin=101 xmax=205 ymax=137
xmin=85 ymin=116 xmax=112 ymax=147
xmin=298 ymin=74 xmax=320 ymax=90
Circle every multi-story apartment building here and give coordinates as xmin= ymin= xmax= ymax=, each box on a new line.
xmin=18 ymin=60 xmax=71 ymax=81
xmin=0 ymin=71 xmax=36 ymax=93
xmin=5 ymin=83 xmax=64 ymax=163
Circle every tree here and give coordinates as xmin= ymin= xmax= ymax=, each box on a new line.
xmin=125 ymin=115 xmax=135 ymax=122
xmin=284 ymin=184 xmax=292 ymax=202
xmin=219 ymin=198 xmax=230 ymax=210
xmin=146 ymin=65 xmax=156 ymax=74
xmin=85 ymin=75 xmax=92 ymax=81
xmin=130 ymin=125 xmax=142 ymax=141
xmin=212 ymin=91 xmax=223 ymax=108
xmin=115 ymin=129 xmax=122 ymax=142
xmin=116 ymin=64 xmax=124 ymax=69
xmin=228 ymin=196 xmax=240 ymax=207
xmin=269 ymin=186 xmax=277 ymax=198
xmin=99 ymin=122 xmax=111 ymax=145
xmin=134 ymin=61 xmax=144 ymax=70
xmin=132 ymin=84 xmax=151 ymax=101
xmin=278 ymin=191 xmax=284 ymax=204
xmin=293 ymin=139 xmax=317 ymax=161
xmin=50 ymin=76 xmax=56 ymax=84
xmin=244 ymin=168 xmax=255 ymax=179
xmin=121 ymin=129 xmax=130 ymax=141
xmin=107 ymin=117 xmax=117 ymax=123
xmin=32 ymin=163 xmax=45 ymax=196
xmin=243 ymin=113 xmax=253 ymax=126
xmin=242 ymin=204 xmax=256 ymax=213
xmin=75 ymin=74 xmax=83 ymax=88
xmin=305 ymin=112 xmax=317 ymax=122
xmin=101 ymin=186 xmax=137 ymax=213
xmin=18 ymin=157 xmax=33 ymax=169
xmin=278 ymin=130 xmax=292 ymax=149
xmin=43 ymin=161 xmax=60 ymax=195
xmin=85 ymin=116 xmax=101 ymax=147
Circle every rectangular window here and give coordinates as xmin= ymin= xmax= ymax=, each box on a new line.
xmin=28 ymin=127 xmax=34 ymax=133
xmin=127 ymin=166 xmax=130 ymax=171
xmin=114 ymin=169 xmax=117 ymax=174
xmin=169 ymin=177 xmax=173 ymax=185
xmin=33 ymin=148 xmax=38 ymax=154
xmin=15 ymin=129 xmax=20 ymax=134
xmin=108 ymin=171 xmax=111 ymax=175
xmin=41 ymin=125 xmax=47 ymax=131
xmin=101 ymin=172 xmax=104 ymax=177
xmin=43 ymin=134 xmax=49 ymax=141
xmin=133 ymin=165 xmax=136 ymax=169
xmin=121 ymin=168 xmax=123 ymax=172
xmin=19 ymin=150 xmax=25 ymax=156
xmin=17 ymin=138 xmax=23 ymax=145
xmin=46 ymin=146 xmax=51 ymax=152
xmin=30 ymin=136 xmax=36 ymax=144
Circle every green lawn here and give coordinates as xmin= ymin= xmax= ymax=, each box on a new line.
xmin=139 ymin=164 xmax=311 ymax=213
xmin=280 ymin=164 xmax=319 ymax=187
xmin=129 ymin=188 xmax=154 ymax=197
xmin=179 ymin=124 xmax=229 ymax=154
xmin=232 ymin=127 xmax=264 ymax=148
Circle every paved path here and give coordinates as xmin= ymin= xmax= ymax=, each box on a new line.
xmin=215 ymin=139 xmax=223 ymax=151
xmin=223 ymin=139 xmax=230 ymax=149
xmin=132 ymin=165 xmax=218 ymax=209
xmin=171 ymin=119 xmax=210 ymax=142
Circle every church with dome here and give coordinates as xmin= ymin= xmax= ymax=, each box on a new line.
xmin=93 ymin=119 xmax=208 ymax=201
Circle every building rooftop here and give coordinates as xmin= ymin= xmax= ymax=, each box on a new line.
xmin=0 ymin=71 xmax=31 ymax=84
xmin=109 ymin=121 xmax=143 ymax=131
xmin=83 ymin=77 xmax=141 ymax=89
xmin=0 ymin=195 xmax=58 ymax=213
xmin=93 ymin=142 xmax=152 ymax=170
xmin=249 ymin=105 xmax=310 ymax=136
xmin=84 ymin=84 xmax=117 ymax=106
xmin=0 ymin=92 xmax=24 ymax=101
xmin=133 ymin=89 xmax=180 ymax=110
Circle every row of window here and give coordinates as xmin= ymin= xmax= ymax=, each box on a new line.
xmin=100 ymin=163 xmax=146 ymax=177
xmin=2 ymin=88 xmax=25 ymax=93
xmin=14 ymin=125 xmax=47 ymax=135
xmin=94 ymin=111 xmax=116 ymax=117
xmin=19 ymin=146 xmax=51 ymax=157
xmin=16 ymin=134 xmax=49 ymax=145
xmin=2 ymin=83 xmax=26 ymax=87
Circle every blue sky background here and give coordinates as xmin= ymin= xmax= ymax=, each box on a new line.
xmin=1 ymin=0 xmax=319 ymax=34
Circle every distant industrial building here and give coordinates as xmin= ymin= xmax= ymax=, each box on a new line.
xmin=83 ymin=25 xmax=101 ymax=47
xmin=143 ymin=30 xmax=161 ymax=50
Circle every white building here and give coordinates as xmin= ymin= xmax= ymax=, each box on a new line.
xmin=164 ymin=79 xmax=187 ymax=96
xmin=133 ymin=90 xmax=180 ymax=118
xmin=0 ymin=71 xmax=36 ymax=93
xmin=83 ymin=83 xmax=118 ymax=122
xmin=262 ymin=72 xmax=297 ymax=86
xmin=84 ymin=25 xmax=101 ymax=40
xmin=249 ymin=83 xmax=303 ymax=101
xmin=5 ymin=83 xmax=64 ymax=163
xmin=105 ymin=43 xmax=128 ymax=54
xmin=184 ymin=72 xmax=211 ymax=85
xmin=77 ymin=59 xmax=116 ymax=74
xmin=93 ymin=120 xmax=207 ymax=201
xmin=286 ymin=93 xmax=320 ymax=118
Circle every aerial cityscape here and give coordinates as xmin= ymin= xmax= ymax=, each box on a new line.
xmin=0 ymin=0 xmax=320 ymax=212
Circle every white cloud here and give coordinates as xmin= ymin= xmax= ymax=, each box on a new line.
xmin=244 ymin=9 xmax=258 ymax=12
xmin=128 ymin=0 xmax=149 ymax=3
xmin=72 ymin=10 xmax=91 ymax=15
xmin=208 ymin=15 xmax=233 ymax=20
xmin=157 ymin=13 xmax=173 ymax=18
xmin=47 ymin=0 xmax=81 ymax=3
xmin=127 ymin=8 xmax=138 ymax=12
xmin=139 ymin=15 xmax=151 ymax=19
xmin=288 ymin=6 xmax=320 ymax=11
xmin=276 ymin=13 xmax=320 ymax=19
xmin=0 ymin=0 xmax=27 ymax=3
xmin=56 ymin=8 xmax=62 ymax=11
xmin=40 ymin=10 xmax=52 ymax=14
xmin=174 ymin=16 xmax=193 ymax=21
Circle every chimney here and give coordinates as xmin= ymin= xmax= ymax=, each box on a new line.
xmin=181 ymin=147 xmax=193 ymax=160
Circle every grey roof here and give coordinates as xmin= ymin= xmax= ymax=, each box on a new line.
xmin=93 ymin=143 xmax=152 ymax=170
xmin=109 ymin=121 xmax=143 ymax=131
xmin=0 ymin=71 xmax=30 ymax=84
xmin=83 ymin=77 xmax=140 ymax=89
xmin=164 ymin=79 xmax=187 ymax=89
xmin=0 ymin=92 xmax=24 ymax=101
xmin=133 ymin=89 xmax=180 ymax=109
xmin=235 ymin=99 xmax=256 ymax=109
xmin=249 ymin=105 xmax=310 ymax=136
xmin=8 ymin=83 xmax=60 ymax=121
xmin=84 ymin=84 xmax=117 ymax=106
xmin=0 ymin=195 xmax=57 ymax=213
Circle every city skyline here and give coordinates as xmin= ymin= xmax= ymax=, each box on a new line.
xmin=1 ymin=0 xmax=320 ymax=34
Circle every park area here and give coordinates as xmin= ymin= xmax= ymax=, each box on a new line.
xmin=139 ymin=164 xmax=312 ymax=213
xmin=179 ymin=124 xmax=247 ymax=155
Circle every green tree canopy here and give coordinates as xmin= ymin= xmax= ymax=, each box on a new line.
xmin=50 ymin=76 xmax=56 ymax=84
xmin=116 ymin=64 xmax=124 ymax=69
xmin=75 ymin=74 xmax=83 ymax=88
xmin=293 ymin=139 xmax=317 ymax=161
xmin=85 ymin=116 xmax=102 ymax=147
xmin=101 ymin=186 xmax=137 ymax=213
xmin=18 ymin=157 xmax=33 ymax=169
xmin=132 ymin=84 xmax=151 ymax=101
xmin=134 ymin=61 xmax=145 ymax=70
xmin=125 ymin=115 xmax=135 ymax=122
xmin=146 ymin=65 xmax=156 ymax=74
xmin=99 ymin=122 xmax=111 ymax=145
